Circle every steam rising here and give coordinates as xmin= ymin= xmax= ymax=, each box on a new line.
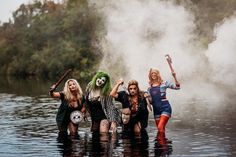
xmin=206 ymin=17 xmax=236 ymax=89
xmin=93 ymin=0 xmax=236 ymax=114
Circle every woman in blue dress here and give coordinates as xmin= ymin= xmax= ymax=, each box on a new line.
xmin=147 ymin=68 xmax=180 ymax=136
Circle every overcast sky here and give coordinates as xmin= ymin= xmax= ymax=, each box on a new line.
xmin=0 ymin=0 xmax=35 ymax=23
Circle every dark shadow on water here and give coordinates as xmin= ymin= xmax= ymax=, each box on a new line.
xmin=0 ymin=76 xmax=53 ymax=96
xmin=57 ymin=133 xmax=87 ymax=157
xmin=57 ymin=132 xmax=119 ymax=157
xmin=154 ymin=132 xmax=173 ymax=157
xmin=121 ymin=130 xmax=150 ymax=157
xmin=56 ymin=130 xmax=151 ymax=157
xmin=90 ymin=132 xmax=119 ymax=157
xmin=0 ymin=75 xmax=88 ymax=96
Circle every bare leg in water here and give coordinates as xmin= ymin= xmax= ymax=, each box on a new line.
xmin=68 ymin=122 xmax=78 ymax=136
xmin=100 ymin=119 xmax=110 ymax=133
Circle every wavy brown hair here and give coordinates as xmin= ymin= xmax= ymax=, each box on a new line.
xmin=127 ymin=79 xmax=145 ymax=98
xmin=128 ymin=80 xmax=140 ymax=93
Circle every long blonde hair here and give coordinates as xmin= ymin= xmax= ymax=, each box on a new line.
xmin=148 ymin=68 xmax=163 ymax=86
xmin=63 ymin=79 xmax=83 ymax=104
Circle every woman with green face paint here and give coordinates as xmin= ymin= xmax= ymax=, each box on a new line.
xmin=85 ymin=71 xmax=121 ymax=133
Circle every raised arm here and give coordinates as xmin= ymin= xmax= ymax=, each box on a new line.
xmin=172 ymin=72 xmax=180 ymax=88
xmin=49 ymin=84 xmax=61 ymax=98
xmin=144 ymin=91 xmax=153 ymax=112
xmin=165 ymin=79 xmax=180 ymax=90
xmin=110 ymin=78 xmax=124 ymax=98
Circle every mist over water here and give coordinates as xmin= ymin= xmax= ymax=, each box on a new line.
xmin=92 ymin=0 xmax=236 ymax=117
xmin=206 ymin=16 xmax=236 ymax=89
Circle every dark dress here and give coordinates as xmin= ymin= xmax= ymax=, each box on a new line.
xmin=116 ymin=91 xmax=149 ymax=132
xmin=56 ymin=92 xmax=85 ymax=133
xmin=86 ymin=96 xmax=107 ymax=132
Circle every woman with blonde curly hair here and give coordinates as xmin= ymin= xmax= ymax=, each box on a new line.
xmin=147 ymin=68 xmax=180 ymax=136
xmin=49 ymin=79 xmax=86 ymax=135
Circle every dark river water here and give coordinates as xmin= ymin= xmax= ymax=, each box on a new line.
xmin=0 ymin=77 xmax=236 ymax=157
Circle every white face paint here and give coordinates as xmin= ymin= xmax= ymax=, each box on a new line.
xmin=96 ymin=76 xmax=106 ymax=87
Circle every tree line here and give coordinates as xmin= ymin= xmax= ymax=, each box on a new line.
xmin=0 ymin=0 xmax=105 ymax=80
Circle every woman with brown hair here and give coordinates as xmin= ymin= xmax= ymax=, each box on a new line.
xmin=110 ymin=79 xmax=149 ymax=134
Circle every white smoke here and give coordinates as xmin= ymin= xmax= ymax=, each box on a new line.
xmin=92 ymin=0 xmax=236 ymax=114
xmin=206 ymin=16 xmax=236 ymax=89
xmin=99 ymin=1 xmax=201 ymax=82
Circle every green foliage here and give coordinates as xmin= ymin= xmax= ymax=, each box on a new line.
xmin=175 ymin=0 xmax=236 ymax=46
xmin=0 ymin=0 xmax=104 ymax=80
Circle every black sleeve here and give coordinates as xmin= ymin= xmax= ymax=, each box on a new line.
xmin=140 ymin=97 xmax=148 ymax=112
xmin=82 ymin=95 xmax=86 ymax=104
xmin=115 ymin=91 xmax=130 ymax=109
xmin=59 ymin=92 xmax=65 ymax=100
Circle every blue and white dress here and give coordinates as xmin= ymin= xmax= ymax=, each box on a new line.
xmin=148 ymin=81 xmax=180 ymax=119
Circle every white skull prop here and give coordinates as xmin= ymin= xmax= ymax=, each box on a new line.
xmin=70 ymin=111 xmax=83 ymax=124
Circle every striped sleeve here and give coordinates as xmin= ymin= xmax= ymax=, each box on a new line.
xmin=101 ymin=96 xmax=121 ymax=124
xmin=165 ymin=81 xmax=180 ymax=90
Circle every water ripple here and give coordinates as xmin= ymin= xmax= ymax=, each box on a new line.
xmin=0 ymin=93 xmax=236 ymax=156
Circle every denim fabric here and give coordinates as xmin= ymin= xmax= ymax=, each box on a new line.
xmin=148 ymin=81 xmax=179 ymax=119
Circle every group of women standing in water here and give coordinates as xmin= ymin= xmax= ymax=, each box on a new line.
xmin=49 ymin=68 xmax=180 ymax=138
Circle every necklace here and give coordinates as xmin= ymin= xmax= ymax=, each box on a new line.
xmin=130 ymin=96 xmax=138 ymax=112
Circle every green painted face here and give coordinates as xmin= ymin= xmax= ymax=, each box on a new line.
xmin=89 ymin=71 xmax=111 ymax=96
xmin=96 ymin=76 xmax=106 ymax=87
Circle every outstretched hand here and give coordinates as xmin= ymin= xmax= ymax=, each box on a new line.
xmin=176 ymin=82 xmax=180 ymax=87
xmin=50 ymin=84 xmax=56 ymax=92
xmin=172 ymin=72 xmax=180 ymax=87
xmin=144 ymin=92 xmax=149 ymax=98
xmin=116 ymin=78 xmax=124 ymax=86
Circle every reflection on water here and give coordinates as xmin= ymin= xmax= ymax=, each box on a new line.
xmin=56 ymin=130 xmax=153 ymax=157
xmin=155 ymin=132 xmax=173 ymax=156
xmin=0 ymin=78 xmax=236 ymax=156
